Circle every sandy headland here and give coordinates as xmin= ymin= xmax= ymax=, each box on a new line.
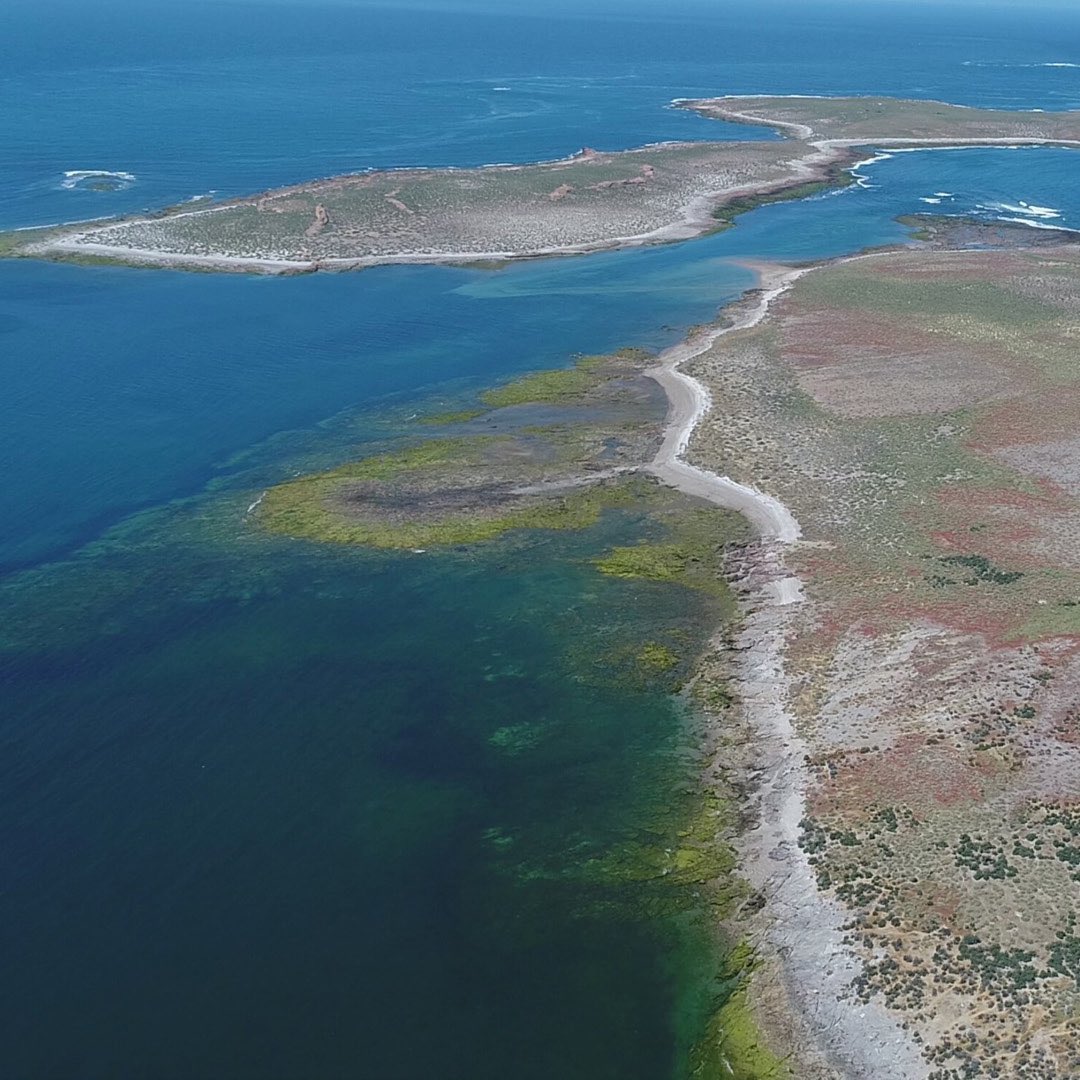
xmin=12 ymin=93 xmax=1080 ymax=274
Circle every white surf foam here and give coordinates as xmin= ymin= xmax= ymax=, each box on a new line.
xmin=61 ymin=169 xmax=136 ymax=190
xmin=984 ymin=200 xmax=1062 ymax=219
xmin=1019 ymin=201 xmax=1062 ymax=217
xmin=920 ymin=197 xmax=942 ymax=204
xmin=963 ymin=60 xmax=1080 ymax=69
xmin=848 ymin=151 xmax=892 ymax=189
xmin=996 ymin=215 xmax=1072 ymax=231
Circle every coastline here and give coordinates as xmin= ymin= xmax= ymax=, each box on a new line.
xmin=646 ymin=260 xmax=930 ymax=1077
xmin=18 ymin=94 xmax=1080 ymax=1075
xmin=15 ymin=95 xmax=1080 ymax=275
xmin=646 ymin=262 xmax=805 ymax=546
xmin=661 ymin=234 xmax=1080 ymax=1076
xmin=20 ymin=143 xmax=854 ymax=275
xmin=23 ymin=134 xmax=1080 ymax=276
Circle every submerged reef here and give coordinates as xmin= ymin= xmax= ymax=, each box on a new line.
xmin=257 ymin=348 xmax=666 ymax=550
xmin=254 ymin=341 xmax=792 ymax=1076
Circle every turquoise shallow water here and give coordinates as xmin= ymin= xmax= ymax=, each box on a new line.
xmin=9 ymin=1 xmax=1080 ymax=1075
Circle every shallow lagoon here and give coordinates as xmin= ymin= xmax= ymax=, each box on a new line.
xmin=8 ymin=144 xmax=1080 ymax=572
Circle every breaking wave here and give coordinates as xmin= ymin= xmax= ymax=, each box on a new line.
xmin=982 ymin=200 xmax=1062 ymax=219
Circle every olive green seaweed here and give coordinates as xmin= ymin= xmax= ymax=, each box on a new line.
xmin=420 ymin=409 xmax=486 ymax=425
xmin=593 ymin=508 xmax=745 ymax=601
xmin=479 ymin=349 xmax=651 ymax=408
xmin=259 ymin=460 xmax=642 ymax=550
xmin=637 ymin=642 xmax=680 ymax=674
xmin=690 ymin=942 xmax=791 ymax=1079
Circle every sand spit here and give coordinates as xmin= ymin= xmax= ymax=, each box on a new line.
xmin=645 ymin=262 xmax=930 ymax=1077
xmin=647 ymin=262 xmax=805 ymax=545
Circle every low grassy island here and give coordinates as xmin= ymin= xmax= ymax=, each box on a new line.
xmin=682 ymin=94 xmax=1080 ymax=144
xmin=9 ymin=95 xmax=1080 ymax=274
xmin=5 ymin=141 xmax=808 ymax=273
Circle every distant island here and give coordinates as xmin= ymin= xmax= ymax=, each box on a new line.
xmin=8 ymin=95 xmax=1080 ymax=274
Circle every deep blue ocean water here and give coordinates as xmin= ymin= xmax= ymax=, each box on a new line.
xmin=6 ymin=1 xmax=1080 ymax=1075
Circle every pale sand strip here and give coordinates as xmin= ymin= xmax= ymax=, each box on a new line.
xmin=646 ymin=263 xmax=805 ymax=549
xmin=645 ymin=265 xmax=930 ymax=1078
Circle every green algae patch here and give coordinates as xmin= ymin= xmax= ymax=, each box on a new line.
xmin=419 ymin=409 xmax=485 ymax=426
xmin=695 ymin=680 xmax=735 ymax=712
xmin=259 ymin=456 xmax=643 ymax=550
xmin=254 ymin=338 xmax=672 ymax=553
xmin=331 ymin=436 xmax=496 ymax=480
xmin=525 ymin=782 xmax=741 ymax=909
xmin=690 ymin=943 xmax=791 ymax=1079
xmin=480 ymin=348 xmax=651 ymax=408
xmin=637 ymin=641 xmax=680 ymax=674
xmin=597 ymin=542 xmax=691 ymax=582
xmin=709 ymin=990 xmax=789 ymax=1079
xmin=593 ymin=508 xmax=746 ymax=601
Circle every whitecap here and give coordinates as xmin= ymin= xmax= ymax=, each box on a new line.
xmin=920 ymin=197 xmax=942 ymax=204
xmin=989 ymin=200 xmax=1062 ymax=219
xmin=963 ymin=60 xmax=1080 ymax=69
xmin=491 ymin=86 xmax=511 ymax=92
xmin=1019 ymin=201 xmax=1062 ymax=218
xmin=933 ymin=192 xmax=954 ymax=198
xmin=996 ymin=216 xmax=1071 ymax=231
